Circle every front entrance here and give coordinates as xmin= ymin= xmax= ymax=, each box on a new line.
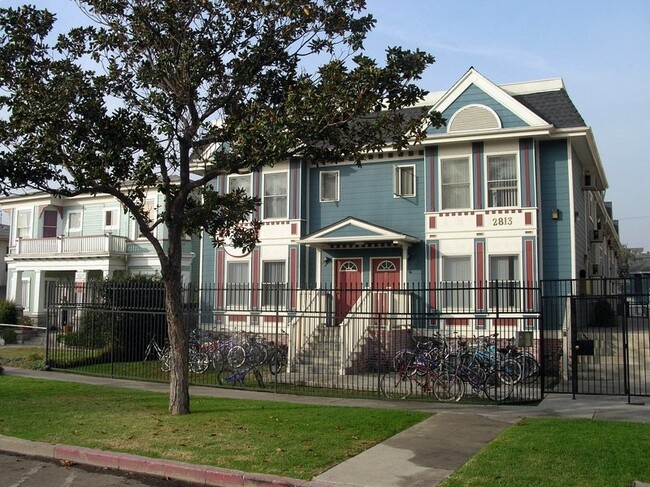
xmin=334 ymin=258 xmax=362 ymax=325
xmin=371 ymin=258 xmax=401 ymax=319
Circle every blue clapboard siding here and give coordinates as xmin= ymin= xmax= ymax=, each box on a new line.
xmin=308 ymin=158 xmax=425 ymax=238
xmin=428 ymin=84 xmax=527 ymax=135
xmin=539 ymin=139 xmax=572 ymax=280
xmin=571 ymin=149 xmax=587 ymax=277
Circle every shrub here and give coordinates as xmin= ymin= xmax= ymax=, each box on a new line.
xmin=0 ymin=300 xmax=18 ymax=324
xmin=1 ymin=327 xmax=18 ymax=344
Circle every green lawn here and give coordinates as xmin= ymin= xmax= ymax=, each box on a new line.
xmin=441 ymin=418 xmax=650 ymax=487
xmin=0 ymin=375 xmax=429 ymax=480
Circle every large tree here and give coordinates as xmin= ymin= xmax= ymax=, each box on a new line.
xmin=0 ymin=0 xmax=443 ymax=414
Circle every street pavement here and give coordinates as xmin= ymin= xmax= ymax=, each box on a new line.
xmin=1 ymin=367 xmax=649 ymax=487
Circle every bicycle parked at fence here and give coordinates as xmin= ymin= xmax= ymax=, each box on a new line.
xmin=143 ymin=335 xmax=171 ymax=372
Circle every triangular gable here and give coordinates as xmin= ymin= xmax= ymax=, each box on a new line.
xmin=427 ymin=68 xmax=550 ymax=134
xmin=298 ymin=217 xmax=419 ymax=246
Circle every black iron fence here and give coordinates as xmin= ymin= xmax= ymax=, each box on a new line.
xmin=44 ymin=278 xmax=650 ymax=403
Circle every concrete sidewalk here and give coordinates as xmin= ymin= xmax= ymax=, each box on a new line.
xmin=2 ymin=367 xmax=649 ymax=487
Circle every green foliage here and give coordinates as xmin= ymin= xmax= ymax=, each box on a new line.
xmin=0 ymin=326 xmax=17 ymax=344
xmin=0 ymin=347 xmax=46 ymax=370
xmin=0 ymin=300 xmax=18 ymax=324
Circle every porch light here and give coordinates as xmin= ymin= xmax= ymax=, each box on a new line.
xmin=550 ymin=208 xmax=561 ymax=220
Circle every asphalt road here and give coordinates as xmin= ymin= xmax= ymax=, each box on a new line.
xmin=0 ymin=453 xmax=199 ymax=487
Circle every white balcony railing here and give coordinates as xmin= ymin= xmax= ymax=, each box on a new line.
xmin=11 ymin=234 xmax=128 ymax=257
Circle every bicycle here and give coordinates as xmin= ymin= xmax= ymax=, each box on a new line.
xmin=143 ymin=335 xmax=171 ymax=372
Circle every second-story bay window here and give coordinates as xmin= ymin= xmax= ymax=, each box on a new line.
xmin=441 ymin=158 xmax=470 ymax=209
xmin=263 ymin=172 xmax=288 ymax=219
xmin=487 ymin=155 xmax=518 ymax=207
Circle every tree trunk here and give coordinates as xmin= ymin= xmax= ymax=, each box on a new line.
xmin=164 ymin=234 xmax=191 ymax=415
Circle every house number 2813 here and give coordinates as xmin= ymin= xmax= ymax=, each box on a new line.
xmin=492 ymin=217 xmax=513 ymax=226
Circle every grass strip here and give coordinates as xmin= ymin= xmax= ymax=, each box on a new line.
xmin=441 ymin=417 xmax=650 ymax=487
xmin=0 ymin=375 xmax=429 ymax=480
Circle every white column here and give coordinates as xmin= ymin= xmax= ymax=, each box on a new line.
xmin=9 ymin=270 xmax=23 ymax=306
xmin=32 ymin=270 xmax=46 ymax=324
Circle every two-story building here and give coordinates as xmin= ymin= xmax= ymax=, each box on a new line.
xmin=0 ymin=190 xmax=198 ymax=324
xmin=199 ymin=68 xmax=622 ymax=336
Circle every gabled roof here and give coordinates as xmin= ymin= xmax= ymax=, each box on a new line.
xmin=297 ymin=217 xmax=420 ymax=249
xmin=430 ymin=68 xmax=551 ymax=128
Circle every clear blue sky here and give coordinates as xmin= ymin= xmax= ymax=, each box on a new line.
xmin=3 ymin=0 xmax=650 ymax=250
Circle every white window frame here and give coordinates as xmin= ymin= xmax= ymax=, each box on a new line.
xmin=15 ymin=209 xmax=33 ymax=242
xmin=104 ymin=208 xmax=119 ymax=231
xmin=228 ymin=173 xmax=253 ymax=222
xmin=67 ymin=211 xmax=82 ymax=233
xmin=489 ymin=254 xmax=520 ymax=310
xmin=486 ymin=154 xmax=518 ymax=208
xmin=441 ymin=255 xmax=472 ymax=310
xmin=226 ymin=261 xmax=250 ymax=308
xmin=261 ymin=260 xmax=286 ymax=308
xmin=320 ymin=171 xmax=340 ymax=202
xmin=394 ymin=164 xmax=416 ymax=197
xmin=262 ymin=171 xmax=288 ymax=220
xmin=441 ymin=157 xmax=471 ymax=210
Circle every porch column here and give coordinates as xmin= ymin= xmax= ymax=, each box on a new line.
xmin=32 ymin=270 xmax=46 ymax=325
xmin=315 ymin=248 xmax=323 ymax=284
xmin=401 ymin=244 xmax=408 ymax=286
xmin=9 ymin=270 xmax=23 ymax=306
xmin=74 ymin=270 xmax=88 ymax=307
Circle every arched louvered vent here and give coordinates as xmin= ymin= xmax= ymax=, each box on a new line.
xmin=448 ymin=105 xmax=501 ymax=133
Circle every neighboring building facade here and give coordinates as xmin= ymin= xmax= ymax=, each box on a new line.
xmin=0 ymin=223 xmax=9 ymax=300
xmin=0 ymin=191 xmax=198 ymax=324
xmin=200 ymin=68 xmax=622 ymax=332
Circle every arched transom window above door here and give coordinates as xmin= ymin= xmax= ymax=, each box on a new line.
xmin=376 ymin=260 xmax=397 ymax=271
xmin=339 ymin=261 xmax=359 ymax=272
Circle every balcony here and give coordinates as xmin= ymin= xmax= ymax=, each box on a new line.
xmin=9 ymin=234 xmax=128 ymax=259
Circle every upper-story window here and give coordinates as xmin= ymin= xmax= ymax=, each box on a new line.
xmin=394 ymin=165 xmax=415 ymax=197
xmin=67 ymin=211 xmax=82 ymax=233
xmin=320 ymin=171 xmax=339 ymax=202
xmin=229 ymin=174 xmax=252 ymax=195
xmin=441 ymin=158 xmax=470 ymax=210
xmin=42 ymin=209 xmax=58 ymax=238
xmin=263 ymin=172 xmax=288 ymax=219
xmin=16 ymin=209 xmax=32 ymax=240
xmin=104 ymin=208 xmax=118 ymax=230
xmin=487 ymin=154 xmax=518 ymax=207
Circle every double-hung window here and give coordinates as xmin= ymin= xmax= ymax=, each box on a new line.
xmin=229 ymin=174 xmax=253 ymax=221
xmin=487 ymin=155 xmax=518 ymax=207
xmin=67 ymin=211 xmax=82 ymax=234
xmin=16 ymin=209 xmax=32 ymax=240
xmin=261 ymin=261 xmax=286 ymax=308
xmin=441 ymin=158 xmax=470 ymax=209
xmin=394 ymin=165 xmax=415 ymax=197
xmin=489 ymin=255 xmax=520 ymax=309
xmin=226 ymin=261 xmax=250 ymax=308
xmin=104 ymin=208 xmax=118 ymax=230
xmin=442 ymin=256 xmax=471 ymax=310
xmin=320 ymin=171 xmax=339 ymax=202
xmin=263 ymin=172 xmax=288 ymax=219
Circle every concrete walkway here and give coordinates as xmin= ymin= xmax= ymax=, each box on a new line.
xmin=2 ymin=367 xmax=649 ymax=487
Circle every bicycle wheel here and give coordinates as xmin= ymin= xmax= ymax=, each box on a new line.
xmin=519 ymin=354 xmax=540 ymax=384
xmin=160 ymin=349 xmax=171 ymax=372
xmin=248 ymin=344 xmax=268 ymax=367
xmin=268 ymin=349 xmax=286 ymax=375
xmin=189 ymin=351 xmax=210 ymax=374
xmin=380 ymin=372 xmax=412 ymax=399
xmin=432 ymin=372 xmax=464 ymax=402
xmin=254 ymin=368 xmax=265 ymax=388
xmin=227 ymin=345 xmax=246 ymax=368
xmin=211 ymin=349 xmax=225 ymax=374
xmin=483 ymin=370 xmax=514 ymax=402
xmin=499 ymin=358 xmax=522 ymax=385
